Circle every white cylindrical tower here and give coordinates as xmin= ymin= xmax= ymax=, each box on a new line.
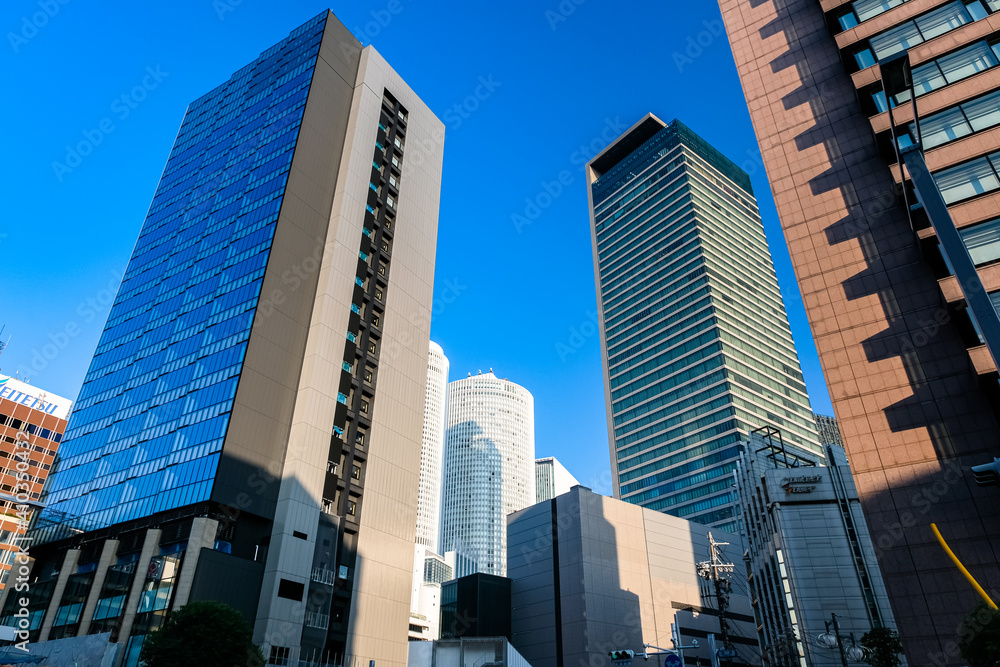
xmin=416 ymin=341 xmax=449 ymax=551
xmin=440 ymin=371 xmax=535 ymax=576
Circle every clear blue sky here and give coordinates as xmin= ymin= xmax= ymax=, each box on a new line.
xmin=0 ymin=0 xmax=833 ymax=494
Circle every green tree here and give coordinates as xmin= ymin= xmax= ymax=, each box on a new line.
xmin=138 ymin=600 xmax=265 ymax=667
xmin=859 ymin=627 xmax=903 ymax=667
xmin=959 ymin=602 xmax=1000 ymax=667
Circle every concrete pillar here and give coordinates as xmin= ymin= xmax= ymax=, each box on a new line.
xmin=115 ymin=528 xmax=161 ymax=667
xmin=170 ymin=517 xmax=218 ymax=610
xmin=77 ymin=539 xmax=119 ymax=636
xmin=38 ymin=548 xmax=79 ymax=642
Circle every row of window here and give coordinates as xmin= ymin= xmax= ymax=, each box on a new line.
xmin=835 ymin=0 xmax=911 ymax=32
xmin=0 ymin=415 xmax=61 ymax=442
xmin=899 ymin=87 xmax=1000 ymax=149
xmin=935 ymin=149 xmax=1000 ymax=203
xmin=852 ymin=1 xmax=992 ymax=70
xmin=874 ymin=38 xmax=1000 ymax=111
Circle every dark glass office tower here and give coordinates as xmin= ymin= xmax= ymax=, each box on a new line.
xmin=587 ymin=116 xmax=822 ymax=532
xmin=5 ymin=11 xmax=444 ymax=667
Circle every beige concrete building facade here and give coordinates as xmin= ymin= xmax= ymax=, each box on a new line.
xmin=6 ymin=11 xmax=443 ymax=667
xmin=718 ymin=1 xmax=1000 ymax=663
xmin=508 ymin=486 xmax=762 ymax=667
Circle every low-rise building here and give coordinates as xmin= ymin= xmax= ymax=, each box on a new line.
xmin=508 ymin=486 xmax=762 ymax=667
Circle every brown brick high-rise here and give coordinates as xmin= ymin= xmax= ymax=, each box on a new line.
xmin=718 ymin=0 xmax=1000 ymax=663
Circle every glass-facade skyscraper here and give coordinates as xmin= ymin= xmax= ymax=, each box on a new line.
xmin=587 ymin=116 xmax=822 ymax=531
xmin=8 ymin=11 xmax=444 ymax=667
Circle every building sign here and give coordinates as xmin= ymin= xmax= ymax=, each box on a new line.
xmin=781 ymin=474 xmax=822 ymax=494
xmin=0 ymin=376 xmax=72 ymax=420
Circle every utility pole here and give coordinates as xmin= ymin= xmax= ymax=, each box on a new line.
xmin=831 ymin=614 xmax=848 ymax=667
xmin=698 ymin=533 xmax=735 ymax=667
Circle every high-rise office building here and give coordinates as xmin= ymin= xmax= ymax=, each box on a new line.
xmin=718 ymin=1 xmax=1000 ymax=660
xmin=440 ymin=371 xmax=534 ymax=577
xmin=534 ymin=456 xmax=579 ymax=503
xmin=416 ymin=341 xmax=448 ymax=551
xmin=586 ymin=116 xmax=823 ymax=532
xmin=0 ymin=375 xmax=71 ymax=589
xmin=4 ymin=11 xmax=444 ymax=667
xmin=814 ymin=413 xmax=844 ymax=448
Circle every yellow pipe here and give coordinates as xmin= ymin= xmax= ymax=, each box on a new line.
xmin=931 ymin=523 xmax=998 ymax=610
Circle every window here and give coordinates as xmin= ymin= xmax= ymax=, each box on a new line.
xmin=269 ymin=646 xmax=291 ymax=666
xmin=352 ymin=465 xmax=361 ymax=480
xmin=890 ymin=40 xmax=1000 ymax=106
xmin=387 ymin=196 xmax=395 ymax=209
xmin=394 ymin=137 xmax=403 ymax=151
xmin=371 ymin=314 xmax=380 ymax=328
xmin=963 ymin=89 xmax=1000 ymax=130
xmin=375 ymin=287 xmax=384 ymax=301
xmin=867 ymin=2 xmax=977 ymax=61
xmin=360 ymin=400 xmax=369 ymax=414
xmin=962 ymin=217 xmax=1000 ymax=265
xmin=934 ymin=152 xmax=1000 ymax=203
xmin=397 ymin=108 xmax=408 ymax=122
xmin=277 ymin=579 xmax=304 ymax=601
xmin=389 ymin=174 xmax=398 ymax=188
xmin=920 ymin=107 xmax=974 ymax=148
xmin=990 ymin=290 xmax=1000 ymax=315
xmin=856 ymin=0 xmax=907 ymax=21
xmin=368 ymin=340 xmax=377 ymax=354
xmin=364 ymin=368 xmax=374 ymax=383
xmin=384 ymin=217 xmax=393 ymax=230
xmin=378 ymin=263 xmax=387 ymax=276
xmin=356 ymin=431 xmax=366 ymax=446
xmin=381 ymin=239 xmax=390 ymax=253
xmin=391 ymin=155 xmax=401 ymax=169
xmin=838 ymin=9 xmax=860 ymax=30
xmin=854 ymin=46 xmax=877 ymax=69
xmin=347 ymin=500 xmax=357 ymax=515
xmin=899 ymin=88 xmax=1000 ymax=149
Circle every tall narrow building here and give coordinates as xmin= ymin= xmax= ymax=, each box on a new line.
xmin=587 ymin=116 xmax=822 ymax=532
xmin=718 ymin=0 xmax=1000 ymax=660
xmin=416 ymin=341 xmax=449 ymax=551
xmin=4 ymin=11 xmax=444 ymax=667
xmin=440 ymin=371 xmax=534 ymax=577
